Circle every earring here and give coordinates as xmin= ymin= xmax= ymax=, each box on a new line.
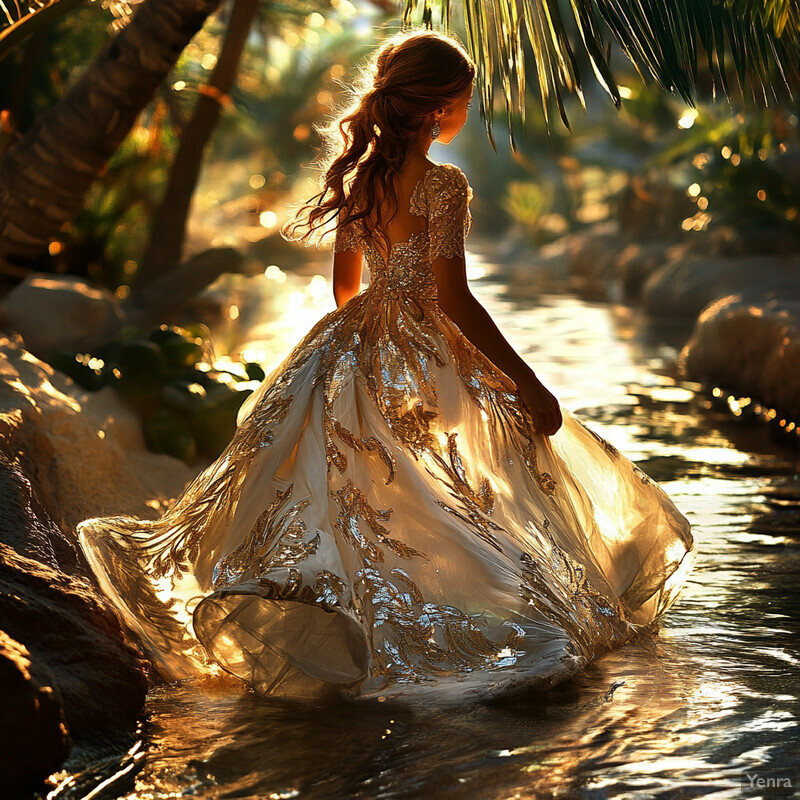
xmin=430 ymin=120 xmax=441 ymax=139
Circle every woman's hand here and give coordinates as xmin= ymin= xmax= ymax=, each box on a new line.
xmin=516 ymin=374 xmax=562 ymax=436
xmin=431 ymin=253 xmax=562 ymax=437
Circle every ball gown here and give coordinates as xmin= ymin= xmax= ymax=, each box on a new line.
xmin=78 ymin=162 xmax=696 ymax=704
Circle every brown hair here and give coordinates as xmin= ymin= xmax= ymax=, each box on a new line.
xmin=281 ymin=30 xmax=475 ymax=252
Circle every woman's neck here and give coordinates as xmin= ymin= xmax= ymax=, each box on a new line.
xmin=404 ymin=139 xmax=436 ymax=170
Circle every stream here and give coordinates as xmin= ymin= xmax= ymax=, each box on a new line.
xmin=43 ymin=251 xmax=800 ymax=800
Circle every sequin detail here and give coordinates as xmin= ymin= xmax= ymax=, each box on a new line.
xmin=77 ymin=160 xmax=694 ymax=700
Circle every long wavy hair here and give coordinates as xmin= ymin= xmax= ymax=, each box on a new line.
xmin=281 ymin=30 xmax=475 ymax=252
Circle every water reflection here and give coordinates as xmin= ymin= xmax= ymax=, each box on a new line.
xmin=42 ymin=264 xmax=799 ymax=800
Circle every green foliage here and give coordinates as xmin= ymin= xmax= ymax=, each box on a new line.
xmin=0 ymin=0 xmax=142 ymax=64
xmin=47 ymin=324 xmax=263 ymax=464
xmin=405 ymin=0 xmax=800 ymax=140
xmin=195 ymin=4 xmax=370 ymax=202
xmin=651 ymin=106 xmax=800 ymax=242
xmin=44 ymin=112 xmax=176 ymax=288
xmin=3 ymin=0 xmax=366 ymax=285
xmin=503 ymin=180 xmax=557 ymax=242
xmin=0 ymin=4 xmax=109 ymax=135
xmin=729 ymin=0 xmax=800 ymax=38
xmin=0 ymin=0 xmax=85 ymax=64
xmin=1 ymin=2 xmax=170 ymax=287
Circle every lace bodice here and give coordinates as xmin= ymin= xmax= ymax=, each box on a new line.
xmin=332 ymin=163 xmax=473 ymax=300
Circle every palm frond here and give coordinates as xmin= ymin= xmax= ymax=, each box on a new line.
xmin=0 ymin=0 xmax=81 ymax=62
xmin=0 ymin=0 xmax=142 ymax=63
xmin=404 ymin=0 xmax=800 ymax=142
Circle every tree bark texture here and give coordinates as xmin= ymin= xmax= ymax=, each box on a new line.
xmin=139 ymin=0 xmax=259 ymax=284
xmin=0 ymin=0 xmax=223 ymax=273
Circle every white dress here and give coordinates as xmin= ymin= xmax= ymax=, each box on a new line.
xmin=78 ymin=163 xmax=695 ymax=704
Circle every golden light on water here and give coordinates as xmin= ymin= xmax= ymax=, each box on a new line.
xmin=48 ymin=267 xmax=798 ymax=799
xmin=264 ymin=264 xmax=287 ymax=282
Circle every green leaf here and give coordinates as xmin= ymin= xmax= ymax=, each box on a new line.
xmin=404 ymin=0 xmax=800 ymax=139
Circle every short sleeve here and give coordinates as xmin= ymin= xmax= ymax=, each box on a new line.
xmin=426 ymin=164 xmax=472 ymax=260
xmin=333 ymin=217 xmax=362 ymax=253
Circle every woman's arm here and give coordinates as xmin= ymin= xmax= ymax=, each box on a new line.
xmin=333 ymin=249 xmax=363 ymax=308
xmin=433 ymin=254 xmax=562 ymax=435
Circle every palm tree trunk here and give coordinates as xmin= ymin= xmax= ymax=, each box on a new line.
xmin=0 ymin=0 xmax=223 ymax=275
xmin=138 ymin=0 xmax=259 ymax=284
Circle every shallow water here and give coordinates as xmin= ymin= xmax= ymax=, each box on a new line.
xmin=43 ymin=257 xmax=800 ymax=800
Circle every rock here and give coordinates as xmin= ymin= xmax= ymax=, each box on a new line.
xmin=0 ymin=335 xmax=200 ymax=781
xmin=617 ymin=176 xmax=694 ymax=239
xmin=0 ymin=274 xmax=123 ymax=359
xmin=0 ymin=451 xmax=78 ymax=574
xmin=0 ymin=543 xmax=149 ymax=737
xmin=0 ymin=336 xmax=196 ymax=535
xmin=0 ymin=630 xmax=71 ymax=798
xmin=564 ymin=221 xmax=623 ymax=283
xmin=681 ymin=290 xmax=800 ymax=420
xmin=718 ymin=225 xmax=800 ymax=256
xmin=615 ymin=241 xmax=686 ymax=301
xmin=642 ymin=253 xmax=800 ymax=318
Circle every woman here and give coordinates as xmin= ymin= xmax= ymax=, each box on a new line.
xmin=78 ymin=30 xmax=695 ymax=705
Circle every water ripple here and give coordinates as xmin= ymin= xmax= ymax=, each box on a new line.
xmin=42 ymin=280 xmax=800 ymax=800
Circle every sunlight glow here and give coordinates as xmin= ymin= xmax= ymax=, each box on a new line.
xmin=264 ymin=264 xmax=287 ymax=282
xmin=259 ymin=210 xmax=278 ymax=228
xmin=677 ymin=109 xmax=698 ymax=129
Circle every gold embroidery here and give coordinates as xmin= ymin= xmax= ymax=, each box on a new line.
xmin=105 ymin=391 xmax=296 ymax=586
xmin=518 ymin=522 xmax=638 ymax=660
xmin=353 ymin=567 xmax=523 ymax=683
xmin=429 ymin=433 xmax=505 ymax=553
xmin=520 ymin=438 xmax=557 ymax=496
xmin=333 ymin=217 xmax=362 ymax=253
xmin=212 ymin=485 xmax=315 ymax=589
xmin=331 ymin=480 xmax=427 ymax=562
xmin=74 ymin=156 xmax=690 ymax=699
xmin=413 ymin=163 xmax=473 ymax=261
xmin=253 ymin=567 xmax=350 ymax=613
